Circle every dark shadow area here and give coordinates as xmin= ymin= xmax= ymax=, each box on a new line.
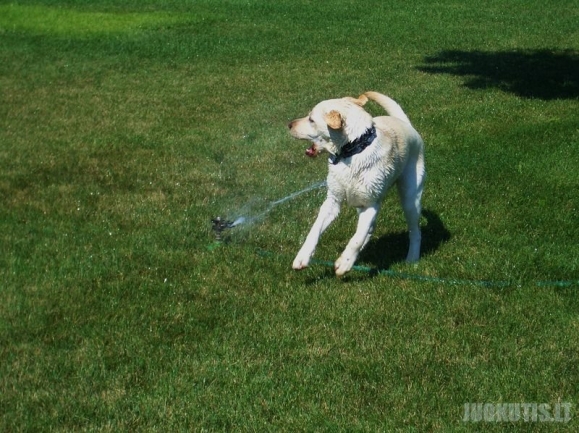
xmin=359 ymin=209 xmax=451 ymax=271
xmin=303 ymin=209 xmax=450 ymax=284
xmin=418 ymin=49 xmax=579 ymax=100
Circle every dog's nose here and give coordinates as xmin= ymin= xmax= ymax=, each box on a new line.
xmin=287 ymin=121 xmax=293 ymax=129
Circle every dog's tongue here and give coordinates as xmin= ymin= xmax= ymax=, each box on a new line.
xmin=305 ymin=143 xmax=317 ymax=158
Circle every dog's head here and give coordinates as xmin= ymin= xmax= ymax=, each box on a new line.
xmin=288 ymin=94 xmax=373 ymax=158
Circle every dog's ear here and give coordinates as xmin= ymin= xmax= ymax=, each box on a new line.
xmin=324 ymin=110 xmax=343 ymax=130
xmin=345 ymin=95 xmax=368 ymax=106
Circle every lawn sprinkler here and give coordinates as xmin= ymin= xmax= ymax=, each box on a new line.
xmin=208 ymin=216 xmax=247 ymax=250
xmin=207 ymin=180 xmax=325 ymax=251
xmin=211 ymin=216 xmax=236 ymax=241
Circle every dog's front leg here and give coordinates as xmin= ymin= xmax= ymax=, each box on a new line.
xmin=293 ymin=196 xmax=341 ymax=270
xmin=334 ymin=205 xmax=379 ymax=276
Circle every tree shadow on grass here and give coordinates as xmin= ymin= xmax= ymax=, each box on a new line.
xmin=417 ymin=49 xmax=579 ymax=100
xmin=359 ymin=209 xmax=451 ymax=271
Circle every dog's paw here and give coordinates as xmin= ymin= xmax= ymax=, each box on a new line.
xmin=334 ymin=255 xmax=354 ymax=277
xmin=292 ymin=255 xmax=310 ymax=270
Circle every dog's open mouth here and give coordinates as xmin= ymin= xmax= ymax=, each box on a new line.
xmin=305 ymin=143 xmax=318 ymax=158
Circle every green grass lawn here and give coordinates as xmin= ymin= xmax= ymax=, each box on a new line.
xmin=1 ymin=0 xmax=578 ymax=430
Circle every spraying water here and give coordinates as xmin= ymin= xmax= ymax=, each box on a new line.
xmin=245 ymin=180 xmax=326 ymax=224
xmin=270 ymin=181 xmax=327 ymax=207
xmin=231 ymin=216 xmax=246 ymax=227
xmin=211 ymin=180 xmax=326 ymax=240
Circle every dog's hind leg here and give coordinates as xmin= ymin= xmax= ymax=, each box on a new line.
xmin=397 ymin=152 xmax=425 ymax=263
xmin=293 ymin=196 xmax=341 ymax=270
xmin=335 ymin=204 xmax=380 ymax=276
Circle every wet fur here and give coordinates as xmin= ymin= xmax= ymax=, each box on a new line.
xmin=288 ymin=91 xmax=425 ymax=276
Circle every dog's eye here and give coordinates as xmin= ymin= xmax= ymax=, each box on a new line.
xmin=308 ymin=117 xmax=314 ymax=123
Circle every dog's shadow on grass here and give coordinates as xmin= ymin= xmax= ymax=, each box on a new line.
xmin=417 ymin=49 xmax=579 ymax=100
xmin=358 ymin=209 xmax=451 ymax=271
xmin=304 ymin=209 xmax=450 ymax=283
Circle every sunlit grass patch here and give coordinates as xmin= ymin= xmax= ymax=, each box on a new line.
xmin=0 ymin=4 xmax=189 ymax=36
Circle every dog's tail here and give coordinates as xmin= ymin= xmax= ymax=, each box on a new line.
xmin=362 ymin=91 xmax=412 ymax=125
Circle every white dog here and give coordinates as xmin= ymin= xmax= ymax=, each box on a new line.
xmin=288 ymin=91 xmax=425 ymax=276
